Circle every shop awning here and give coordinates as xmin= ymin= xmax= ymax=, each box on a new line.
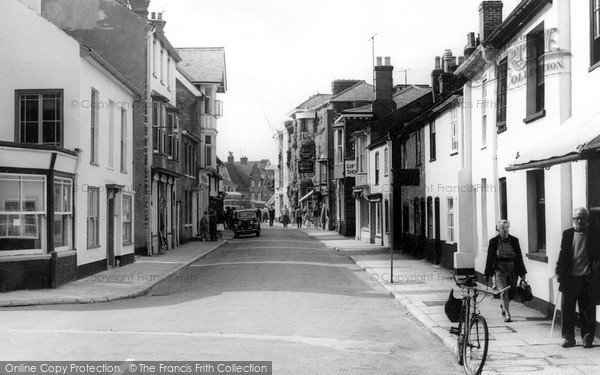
xmin=506 ymin=112 xmax=600 ymax=171
xmin=265 ymin=194 xmax=276 ymax=206
xmin=298 ymin=190 xmax=314 ymax=203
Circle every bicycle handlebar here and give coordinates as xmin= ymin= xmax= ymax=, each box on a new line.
xmin=452 ymin=273 xmax=511 ymax=297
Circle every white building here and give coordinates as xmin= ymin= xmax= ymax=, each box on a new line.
xmin=456 ymin=0 xmax=600 ymax=320
xmin=176 ymin=48 xmax=227 ymax=215
xmin=0 ymin=0 xmax=138 ymax=290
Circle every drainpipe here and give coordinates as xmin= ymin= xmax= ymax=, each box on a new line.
xmin=145 ymin=26 xmax=155 ymax=256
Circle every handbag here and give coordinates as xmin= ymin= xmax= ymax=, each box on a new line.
xmin=444 ymin=289 xmax=462 ymax=322
xmin=516 ymin=279 xmax=533 ymax=302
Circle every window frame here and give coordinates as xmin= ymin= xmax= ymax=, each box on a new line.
xmin=120 ymin=108 xmax=127 ymax=173
xmin=496 ymin=58 xmax=508 ymax=132
xmin=90 ymin=88 xmax=99 ymax=164
xmin=0 ymin=174 xmax=46 ymax=254
xmin=481 ymin=78 xmax=488 ymax=148
xmin=384 ymin=148 xmax=389 ymax=177
xmin=375 ymin=151 xmax=380 ymax=185
xmin=15 ymin=89 xmax=63 ymax=147
xmin=122 ymin=194 xmax=133 ymax=245
xmin=525 ymin=22 xmax=546 ymax=122
xmin=53 ymin=177 xmax=73 ymax=251
xmin=87 ymin=187 xmax=100 ymax=248
xmin=429 ymin=122 xmax=436 ymax=161
xmin=450 ymin=105 xmax=459 ymax=154
xmin=591 ymin=0 xmax=600 ymax=67
xmin=447 ymin=197 xmax=455 ymax=243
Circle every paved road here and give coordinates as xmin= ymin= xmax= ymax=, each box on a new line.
xmin=0 ymin=227 xmax=462 ymax=374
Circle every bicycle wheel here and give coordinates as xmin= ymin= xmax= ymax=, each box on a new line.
xmin=455 ymin=309 xmax=465 ymax=365
xmin=463 ymin=315 xmax=489 ymax=375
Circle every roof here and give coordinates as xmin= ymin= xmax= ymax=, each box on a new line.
xmin=330 ymin=81 xmax=375 ymax=102
xmin=224 ymin=163 xmax=250 ymax=192
xmin=393 ymin=86 xmax=432 ymax=108
xmin=176 ymin=47 xmax=227 ymax=93
xmin=80 ymin=45 xmax=141 ymax=98
xmin=506 ymin=112 xmax=600 ymax=171
xmin=292 ymin=94 xmax=332 ymax=112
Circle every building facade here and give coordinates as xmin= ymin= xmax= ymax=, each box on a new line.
xmin=0 ymin=0 xmax=138 ymax=290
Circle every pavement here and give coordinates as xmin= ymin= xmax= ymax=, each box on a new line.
xmin=1 ymin=224 xmax=599 ymax=374
xmin=0 ymin=231 xmax=233 ymax=307
xmin=302 ymin=228 xmax=600 ymax=375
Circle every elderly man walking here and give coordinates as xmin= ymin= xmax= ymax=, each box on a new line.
xmin=556 ymin=207 xmax=599 ymax=348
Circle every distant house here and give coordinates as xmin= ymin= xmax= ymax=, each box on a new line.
xmin=224 ymin=153 xmax=273 ymax=204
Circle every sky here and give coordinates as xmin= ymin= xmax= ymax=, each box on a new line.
xmin=149 ymin=0 xmax=521 ymax=163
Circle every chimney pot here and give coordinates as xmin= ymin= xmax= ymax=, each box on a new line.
xmin=151 ymin=11 xmax=156 ymax=19
xmin=435 ymin=56 xmax=442 ymax=70
xmin=376 ymin=56 xmax=382 ymax=66
xmin=384 ymin=56 xmax=391 ymax=66
xmin=157 ymin=12 xmax=162 ymax=20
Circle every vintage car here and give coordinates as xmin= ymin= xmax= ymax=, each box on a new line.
xmin=233 ymin=208 xmax=261 ymax=238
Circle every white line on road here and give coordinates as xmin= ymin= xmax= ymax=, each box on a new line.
xmin=189 ymin=261 xmax=352 ymax=268
xmin=0 ymin=327 xmax=389 ymax=353
xmin=221 ymin=247 xmax=324 ymax=251
xmin=229 ymin=240 xmax=316 ymax=244
xmin=134 ymin=261 xmax=189 ymax=264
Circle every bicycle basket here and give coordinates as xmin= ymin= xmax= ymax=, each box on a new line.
xmin=444 ymin=289 xmax=462 ymax=322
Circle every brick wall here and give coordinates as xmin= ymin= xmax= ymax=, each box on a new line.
xmin=50 ymin=252 xmax=77 ymax=288
xmin=479 ymin=1 xmax=503 ymax=41
xmin=0 ymin=258 xmax=51 ymax=292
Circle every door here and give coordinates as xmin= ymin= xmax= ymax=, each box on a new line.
xmin=369 ymin=201 xmax=376 ymax=243
xmin=434 ymin=197 xmax=441 ymax=264
xmin=106 ymin=190 xmax=115 ymax=268
xmin=588 ymin=159 xmax=600 ymax=232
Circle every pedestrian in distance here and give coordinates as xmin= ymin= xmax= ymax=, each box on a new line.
xmin=313 ymin=204 xmax=321 ymax=231
xmin=282 ymin=206 xmax=290 ymax=228
xmin=484 ymin=219 xmax=527 ymax=323
xmin=295 ymin=206 xmax=303 ymax=228
xmin=198 ymin=211 xmax=209 ymax=241
xmin=208 ymin=207 xmax=218 ymax=241
xmin=262 ymin=207 xmax=269 ymax=223
xmin=304 ymin=210 xmax=314 ymax=231
xmin=255 ymin=207 xmax=262 ymax=221
xmin=268 ymin=205 xmax=275 ymax=227
xmin=320 ymin=205 xmax=329 ymax=231
xmin=556 ymin=207 xmax=599 ymax=349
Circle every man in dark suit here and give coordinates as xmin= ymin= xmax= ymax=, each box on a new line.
xmin=556 ymin=207 xmax=599 ymax=348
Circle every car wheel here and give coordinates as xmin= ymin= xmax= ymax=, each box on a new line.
xmin=234 ymin=233 xmax=239 ymax=239
xmin=256 ymin=231 xmax=260 ymax=237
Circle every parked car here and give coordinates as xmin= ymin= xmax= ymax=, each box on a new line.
xmin=233 ymin=208 xmax=261 ymax=238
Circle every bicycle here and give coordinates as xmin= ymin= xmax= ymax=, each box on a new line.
xmin=449 ymin=274 xmax=510 ymax=375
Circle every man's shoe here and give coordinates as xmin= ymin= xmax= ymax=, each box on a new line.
xmin=562 ymin=339 xmax=576 ymax=348
xmin=583 ymin=333 xmax=594 ymax=348
xmin=584 ymin=341 xmax=593 ymax=349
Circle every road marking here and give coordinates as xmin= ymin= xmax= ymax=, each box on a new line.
xmin=229 ymin=240 xmax=316 ymax=244
xmin=189 ymin=261 xmax=352 ymax=268
xmin=135 ymin=261 xmax=188 ymax=264
xmin=1 ymin=327 xmax=390 ymax=352
xmin=222 ymin=247 xmax=324 ymax=251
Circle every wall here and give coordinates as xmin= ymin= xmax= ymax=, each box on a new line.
xmin=76 ymin=56 xmax=136 ymax=268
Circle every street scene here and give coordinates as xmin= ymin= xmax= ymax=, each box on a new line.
xmin=2 ymin=0 xmax=600 ymax=374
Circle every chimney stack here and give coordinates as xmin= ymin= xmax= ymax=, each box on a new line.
xmin=431 ymin=56 xmax=444 ymax=102
xmin=331 ymin=80 xmax=362 ymax=95
xmin=241 ymin=156 xmax=248 ymax=165
xmin=129 ymin=0 xmax=150 ymax=18
xmin=479 ymin=1 xmax=503 ymax=42
xmin=464 ymin=32 xmax=477 ymax=57
xmin=373 ymin=56 xmax=396 ymax=118
xmin=152 ymin=12 xmax=166 ymax=32
xmin=228 ymin=151 xmax=234 ymax=165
